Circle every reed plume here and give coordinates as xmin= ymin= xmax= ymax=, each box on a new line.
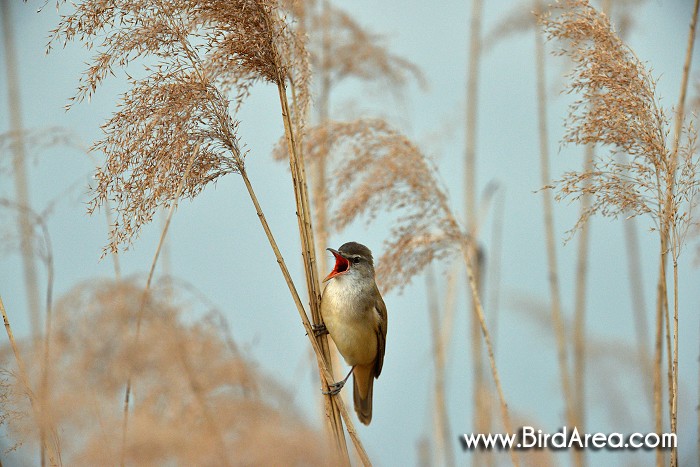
xmin=305 ymin=2 xmax=425 ymax=94
xmin=49 ymin=0 xmax=310 ymax=254
xmin=1 ymin=280 xmax=331 ymax=465
xmin=539 ymin=1 xmax=698 ymax=232
xmin=51 ymin=2 xmax=241 ymax=253
xmin=305 ymin=119 xmax=455 ymax=290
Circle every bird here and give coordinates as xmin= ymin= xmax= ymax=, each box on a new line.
xmin=320 ymin=241 xmax=387 ymax=425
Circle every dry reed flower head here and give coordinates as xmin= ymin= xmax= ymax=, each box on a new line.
xmin=307 ymin=3 xmax=425 ymax=92
xmin=483 ymin=1 xmax=542 ymax=51
xmin=484 ymin=0 xmax=645 ymax=51
xmin=0 ymin=200 xmax=54 ymax=272
xmin=0 ymin=127 xmax=86 ymax=261
xmin=0 ymin=279 xmax=330 ymax=465
xmin=302 ymin=119 xmax=464 ymax=292
xmin=0 ymin=369 xmax=26 ymax=455
xmin=0 ymin=127 xmax=84 ymax=177
xmin=539 ymin=0 xmax=699 ymax=239
xmin=49 ymin=0 xmax=309 ymax=254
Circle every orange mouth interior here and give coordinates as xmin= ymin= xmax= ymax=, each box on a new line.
xmin=324 ymin=250 xmax=350 ymax=282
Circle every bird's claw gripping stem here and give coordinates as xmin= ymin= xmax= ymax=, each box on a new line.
xmin=321 ymin=367 xmax=354 ymax=395
xmin=311 ymin=323 xmax=328 ymax=337
xmin=322 ymin=380 xmax=345 ymax=396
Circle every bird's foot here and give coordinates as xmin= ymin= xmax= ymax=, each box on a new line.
xmin=322 ymin=380 xmax=345 ymax=396
xmin=311 ymin=323 xmax=328 ymax=337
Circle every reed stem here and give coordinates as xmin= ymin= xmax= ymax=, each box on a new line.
xmin=534 ymin=8 xmax=581 ymax=466
xmin=0 ymin=296 xmax=60 ymax=465
xmin=120 ymin=144 xmax=199 ymax=466
xmin=464 ymin=4 xmax=490 ymax=464
xmin=666 ymin=2 xmax=700 ymax=464
xmin=275 ymin=79 xmax=350 ymax=464
xmin=238 ymin=166 xmax=371 ymax=466
xmin=1 ymin=0 xmax=42 ymax=344
xmin=459 ymin=243 xmax=519 ymax=467
xmin=426 ymin=270 xmax=455 ymax=467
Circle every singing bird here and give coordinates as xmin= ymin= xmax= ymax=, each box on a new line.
xmin=320 ymin=242 xmax=387 ymax=425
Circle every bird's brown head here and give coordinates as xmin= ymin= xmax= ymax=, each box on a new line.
xmin=323 ymin=242 xmax=374 ymax=282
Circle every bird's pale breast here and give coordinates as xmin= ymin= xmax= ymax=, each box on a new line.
xmin=321 ymin=278 xmax=378 ymax=366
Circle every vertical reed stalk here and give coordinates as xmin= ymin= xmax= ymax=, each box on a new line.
xmin=667 ymin=3 xmax=699 ymax=465
xmin=120 ymin=146 xmax=199 ymax=466
xmin=274 ymin=79 xmax=350 ymax=465
xmin=465 ymin=2 xmax=487 ymax=459
xmin=534 ymin=7 xmax=581 ymax=467
xmin=619 ymin=189 xmax=652 ymax=408
xmin=665 ymin=273 xmax=672 ymax=444
xmin=572 ymin=147 xmax=591 ymax=436
xmin=0 ymin=296 xmax=60 ymax=465
xmin=426 ymin=270 xmax=455 ymax=467
xmin=1 ymin=0 xmax=41 ymax=342
xmin=487 ymin=191 xmax=505 ymax=353
xmin=459 ymin=243 xmax=519 ymax=467
xmin=186 ymin=8 xmax=349 ymax=459
xmin=316 ymin=0 xmax=332 ymax=281
xmin=38 ymin=217 xmax=56 ymax=467
xmin=237 ymin=166 xmax=371 ymax=466
xmin=653 ymin=244 xmax=666 ymax=467
xmin=670 ymin=256 xmax=679 ymax=466
xmin=314 ymin=1 xmax=349 ymax=440
xmin=465 ymin=0 xmax=481 ymax=222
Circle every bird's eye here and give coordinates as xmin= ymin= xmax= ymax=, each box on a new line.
xmin=352 ymin=257 xmax=360 ymax=264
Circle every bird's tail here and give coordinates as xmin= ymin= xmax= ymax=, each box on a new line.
xmin=353 ymin=365 xmax=374 ymax=425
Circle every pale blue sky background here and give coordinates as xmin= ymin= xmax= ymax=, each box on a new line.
xmin=1 ymin=0 xmax=699 ymax=465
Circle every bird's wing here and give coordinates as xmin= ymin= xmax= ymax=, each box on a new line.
xmin=373 ymin=289 xmax=387 ymax=378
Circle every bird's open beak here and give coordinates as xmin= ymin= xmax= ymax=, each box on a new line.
xmin=323 ymin=248 xmax=350 ymax=282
